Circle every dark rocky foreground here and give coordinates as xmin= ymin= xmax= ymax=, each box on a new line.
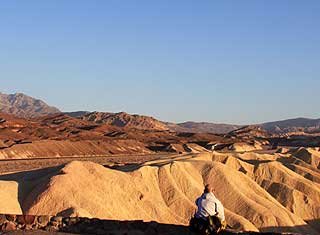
xmin=0 ymin=214 xmax=303 ymax=235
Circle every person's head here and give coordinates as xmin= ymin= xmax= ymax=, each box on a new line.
xmin=204 ymin=184 xmax=214 ymax=194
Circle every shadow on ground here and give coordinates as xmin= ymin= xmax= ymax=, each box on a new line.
xmin=56 ymin=219 xmax=310 ymax=235
xmin=1 ymin=215 xmax=317 ymax=235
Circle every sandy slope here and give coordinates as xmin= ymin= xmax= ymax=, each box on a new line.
xmin=0 ymin=181 xmax=22 ymax=214
xmin=0 ymin=149 xmax=320 ymax=234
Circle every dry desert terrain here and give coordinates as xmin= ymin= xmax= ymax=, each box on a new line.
xmin=0 ymin=148 xmax=319 ymax=234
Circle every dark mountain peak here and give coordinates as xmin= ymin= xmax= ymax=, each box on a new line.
xmin=0 ymin=92 xmax=61 ymax=119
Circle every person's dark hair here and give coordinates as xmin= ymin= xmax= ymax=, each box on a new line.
xmin=204 ymin=184 xmax=213 ymax=193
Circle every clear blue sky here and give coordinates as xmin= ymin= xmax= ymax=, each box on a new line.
xmin=1 ymin=1 xmax=319 ymax=124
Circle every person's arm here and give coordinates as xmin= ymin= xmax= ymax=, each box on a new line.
xmin=215 ymin=201 xmax=225 ymax=221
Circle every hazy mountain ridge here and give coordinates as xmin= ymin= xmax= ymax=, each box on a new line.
xmin=167 ymin=121 xmax=242 ymax=134
xmin=172 ymin=119 xmax=320 ymax=136
xmin=1 ymin=92 xmax=319 ymax=135
xmin=0 ymin=92 xmax=60 ymax=119
xmin=261 ymin=118 xmax=320 ymax=135
xmin=74 ymin=112 xmax=241 ymax=134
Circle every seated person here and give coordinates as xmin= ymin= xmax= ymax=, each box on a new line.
xmin=190 ymin=184 xmax=226 ymax=234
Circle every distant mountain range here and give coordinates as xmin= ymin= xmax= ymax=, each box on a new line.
xmin=166 ymin=121 xmax=241 ymax=134
xmin=66 ymin=114 xmax=320 ymax=136
xmin=1 ymin=92 xmax=319 ymax=135
xmin=0 ymin=92 xmax=60 ymax=118
xmin=261 ymin=118 xmax=320 ymax=135
xmin=66 ymin=111 xmax=239 ymax=134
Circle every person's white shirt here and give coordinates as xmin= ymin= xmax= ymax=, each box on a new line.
xmin=195 ymin=192 xmax=225 ymax=222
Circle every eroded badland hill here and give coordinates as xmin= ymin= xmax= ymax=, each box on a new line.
xmin=1 ymin=149 xmax=320 ymax=234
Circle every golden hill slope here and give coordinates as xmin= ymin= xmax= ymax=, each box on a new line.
xmin=0 ymin=149 xmax=319 ymax=234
